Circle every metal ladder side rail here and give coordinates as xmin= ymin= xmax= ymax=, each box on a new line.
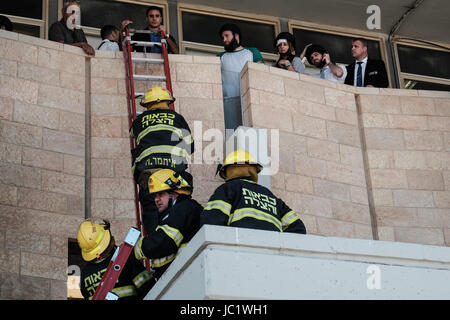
xmin=159 ymin=30 xmax=175 ymax=111
xmin=92 ymin=227 xmax=141 ymax=300
xmin=122 ymin=27 xmax=150 ymax=273
xmin=122 ymin=27 xmax=143 ymax=234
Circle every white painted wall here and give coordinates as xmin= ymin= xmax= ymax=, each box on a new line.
xmin=146 ymin=225 xmax=450 ymax=300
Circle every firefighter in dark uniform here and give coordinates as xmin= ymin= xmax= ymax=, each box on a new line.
xmin=201 ymin=149 xmax=307 ymax=234
xmin=130 ymin=86 xmax=194 ymax=233
xmin=77 ymin=220 xmax=154 ymax=300
xmin=134 ymin=169 xmax=203 ymax=281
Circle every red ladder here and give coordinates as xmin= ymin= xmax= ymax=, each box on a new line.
xmin=91 ymin=227 xmax=141 ymax=300
xmin=121 ymin=27 xmax=175 ymax=270
xmin=92 ymin=28 xmax=175 ymax=300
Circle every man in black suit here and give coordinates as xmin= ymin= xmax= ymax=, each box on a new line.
xmin=344 ymin=38 xmax=389 ymax=88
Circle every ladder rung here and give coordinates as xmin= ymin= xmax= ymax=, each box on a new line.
xmin=133 ymin=74 xmax=166 ymax=81
xmin=129 ymin=29 xmax=157 ymax=35
xmin=132 ymin=57 xmax=164 ymax=64
xmin=130 ymin=41 xmax=161 ymax=47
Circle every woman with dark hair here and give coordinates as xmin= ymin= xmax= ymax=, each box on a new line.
xmin=274 ymin=32 xmax=305 ymax=74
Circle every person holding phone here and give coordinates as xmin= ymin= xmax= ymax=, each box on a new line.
xmin=121 ymin=6 xmax=179 ymax=54
xmin=305 ymin=44 xmax=347 ymax=83
xmin=274 ymin=32 xmax=305 ymax=74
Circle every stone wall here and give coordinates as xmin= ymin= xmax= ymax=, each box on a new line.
xmin=0 ymin=30 xmax=224 ymax=299
xmin=358 ymin=89 xmax=450 ymax=245
xmin=241 ymin=62 xmax=450 ymax=247
xmin=0 ymin=28 xmax=448 ymax=299
xmin=0 ymin=31 xmax=86 ymax=299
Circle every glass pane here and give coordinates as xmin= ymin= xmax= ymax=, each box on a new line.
xmin=0 ymin=0 xmax=42 ymax=19
xmin=81 ymin=0 xmax=162 ymax=30
xmin=404 ymin=79 xmax=450 ymax=92
xmin=398 ymin=45 xmax=450 ymax=80
xmin=292 ymin=28 xmax=382 ymax=65
xmin=12 ymin=23 xmax=40 ymax=37
xmin=181 ymin=11 xmax=276 ymax=53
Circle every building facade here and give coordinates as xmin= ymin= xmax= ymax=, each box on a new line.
xmin=1 ymin=0 xmax=449 ymax=90
xmin=0 ymin=0 xmax=449 ymax=300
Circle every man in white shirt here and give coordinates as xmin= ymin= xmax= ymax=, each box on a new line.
xmin=305 ymin=44 xmax=347 ymax=83
xmin=217 ymin=23 xmax=264 ymax=130
xmin=98 ymin=25 xmax=120 ymax=51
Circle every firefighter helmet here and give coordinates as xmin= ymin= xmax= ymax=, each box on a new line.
xmin=77 ymin=220 xmax=112 ymax=262
xmin=148 ymin=169 xmax=192 ymax=195
xmin=217 ymin=149 xmax=262 ymax=180
xmin=140 ymin=86 xmax=175 ymax=107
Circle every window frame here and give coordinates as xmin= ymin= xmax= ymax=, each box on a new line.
xmin=177 ymin=3 xmax=280 ymax=62
xmin=57 ymin=0 xmax=170 ymax=39
xmin=393 ymin=40 xmax=450 ymax=90
xmin=2 ymin=0 xmax=48 ymax=39
xmin=289 ymin=19 xmax=391 ymax=85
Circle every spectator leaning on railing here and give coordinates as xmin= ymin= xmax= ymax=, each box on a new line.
xmin=48 ymin=0 xmax=95 ymax=56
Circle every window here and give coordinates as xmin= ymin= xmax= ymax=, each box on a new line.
xmin=291 ymin=28 xmax=383 ymax=65
xmin=289 ymin=21 xmax=390 ymax=81
xmin=395 ymin=42 xmax=450 ymax=91
xmin=178 ymin=5 xmax=279 ymax=61
xmin=61 ymin=0 xmax=169 ymax=49
xmin=404 ymin=79 xmax=450 ymax=92
xmin=290 ymin=23 xmax=386 ymax=65
xmin=0 ymin=0 xmax=47 ymax=38
xmin=2 ymin=0 xmax=43 ymax=19
xmin=80 ymin=0 xmax=168 ymax=32
xmin=12 ymin=23 xmax=41 ymax=38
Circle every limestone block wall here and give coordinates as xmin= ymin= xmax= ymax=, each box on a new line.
xmin=89 ymin=51 xmax=225 ymax=238
xmin=0 ymin=31 xmax=86 ymax=299
xmin=358 ymin=90 xmax=450 ymax=245
xmin=0 ymin=30 xmax=224 ymax=299
xmin=241 ymin=62 xmax=450 ymax=246
xmin=0 ymin=28 xmax=448 ymax=299
xmin=241 ymin=63 xmax=372 ymax=240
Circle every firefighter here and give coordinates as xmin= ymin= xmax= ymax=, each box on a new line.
xmin=134 ymin=169 xmax=203 ymax=281
xmin=130 ymin=85 xmax=194 ymax=232
xmin=200 ymin=149 xmax=307 ymax=234
xmin=77 ymin=220 xmax=155 ymax=300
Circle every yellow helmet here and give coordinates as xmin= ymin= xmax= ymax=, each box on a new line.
xmin=77 ymin=220 xmax=112 ymax=262
xmin=217 ymin=149 xmax=262 ymax=180
xmin=148 ymin=169 xmax=192 ymax=196
xmin=140 ymin=86 xmax=175 ymax=107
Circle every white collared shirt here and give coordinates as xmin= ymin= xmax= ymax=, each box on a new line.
xmin=312 ymin=64 xmax=347 ymax=83
xmin=353 ymin=56 xmax=368 ymax=86
xmin=97 ymin=39 xmax=119 ymax=51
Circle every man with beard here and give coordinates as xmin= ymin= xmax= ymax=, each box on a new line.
xmin=274 ymin=32 xmax=305 ymax=74
xmin=49 ymin=0 xmax=95 ymax=56
xmin=218 ymin=23 xmax=263 ymax=130
xmin=305 ymin=44 xmax=347 ymax=83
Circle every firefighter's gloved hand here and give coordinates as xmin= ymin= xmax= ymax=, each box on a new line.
xmin=134 ymin=235 xmax=146 ymax=260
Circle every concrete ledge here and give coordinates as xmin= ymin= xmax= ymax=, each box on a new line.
xmin=146 ymin=225 xmax=450 ymax=300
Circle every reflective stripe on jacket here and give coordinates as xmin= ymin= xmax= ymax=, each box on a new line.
xmin=201 ymin=178 xmax=307 ymax=234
